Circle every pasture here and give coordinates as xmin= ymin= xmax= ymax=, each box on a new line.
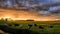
xmin=0 ymin=19 xmax=60 ymax=34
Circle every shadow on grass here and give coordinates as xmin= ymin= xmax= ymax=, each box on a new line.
xmin=0 ymin=25 xmax=39 ymax=34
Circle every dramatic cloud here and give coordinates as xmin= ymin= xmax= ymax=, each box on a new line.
xmin=0 ymin=0 xmax=60 ymax=16
xmin=49 ymin=6 xmax=60 ymax=12
xmin=0 ymin=0 xmax=60 ymax=21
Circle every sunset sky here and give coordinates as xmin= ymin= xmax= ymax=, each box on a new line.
xmin=0 ymin=0 xmax=60 ymax=21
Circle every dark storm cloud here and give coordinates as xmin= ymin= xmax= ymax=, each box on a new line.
xmin=37 ymin=0 xmax=60 ymax=15
xmin=0 ymin=0 xmax=60 ymax=16
xmin=49 ymin=6 xmax=60 ymax=12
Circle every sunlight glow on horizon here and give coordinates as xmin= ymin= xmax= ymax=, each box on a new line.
xmin=0 ymin=9 xmax=60 ymax=21
xmin=0 ymin=16 xmax=60 ymax=21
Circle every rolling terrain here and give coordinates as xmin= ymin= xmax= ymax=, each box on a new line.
xmin=0 ymin=19 xmax=60 ymax=34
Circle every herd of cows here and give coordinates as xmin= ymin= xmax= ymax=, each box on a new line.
xmin=0 ymin=22 xmax=54 ymax=34
xmin=0 ymin=19 xmax=59 ymax=34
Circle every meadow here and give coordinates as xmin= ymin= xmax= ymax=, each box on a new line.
xmin=0 ymin=19 xmax=60 ymax=34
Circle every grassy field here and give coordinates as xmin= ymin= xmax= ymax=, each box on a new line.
xmin=0 ymin=20 xmax=60 ymax=34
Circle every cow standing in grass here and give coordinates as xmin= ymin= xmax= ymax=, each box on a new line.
xmin=39 ymin=26 xmax=44 ymax=29
xmin=28 ymin=24 xmax=38 ymax=29
xmin=33 ymin=24 xmax=37 ymax=27
xmin=28 ymin=24 xmax=33 ymax=29
xmin=48 ymin=25 xmax=53 ymax=28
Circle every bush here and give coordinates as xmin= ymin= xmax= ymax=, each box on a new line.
xmin=0 ymin=25 xmax=39 ymax=34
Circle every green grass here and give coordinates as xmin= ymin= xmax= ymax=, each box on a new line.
xmin=0 ymin=20 xmax=60 ymax=34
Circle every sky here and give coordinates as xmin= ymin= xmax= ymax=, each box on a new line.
xmin=2 ymin=0 xmax=60 ymax=16
xmin=0 ymin=0 xmax=60 ymax=21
